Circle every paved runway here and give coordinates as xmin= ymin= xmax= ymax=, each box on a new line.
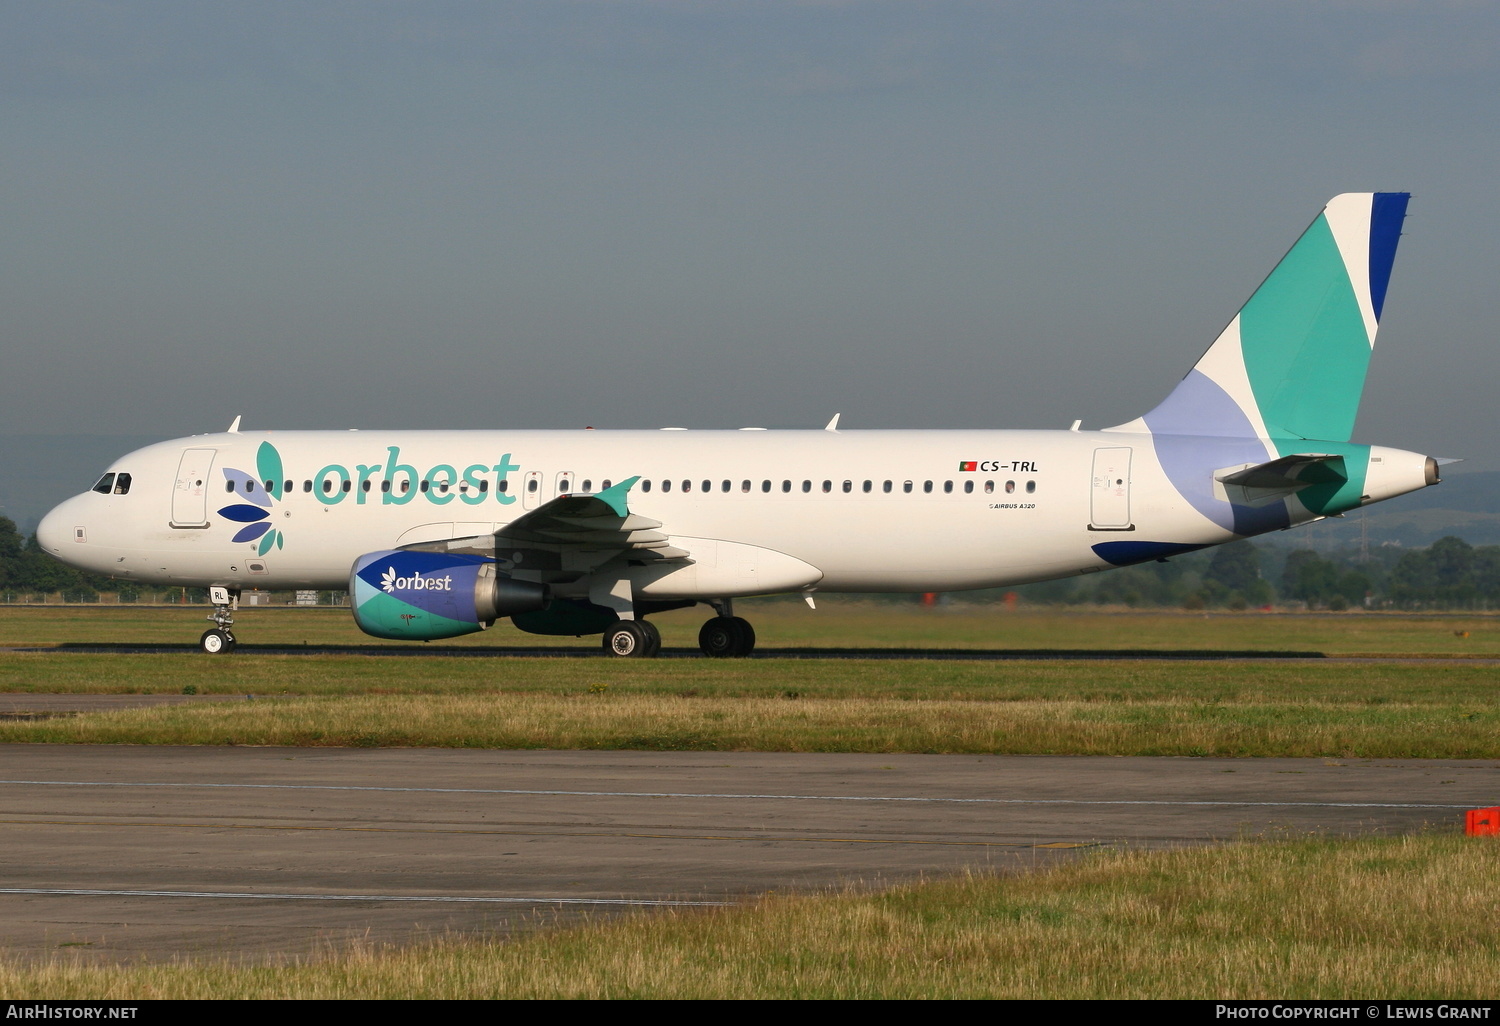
xmin=1 ymin=744 xmax=1494 ymax=963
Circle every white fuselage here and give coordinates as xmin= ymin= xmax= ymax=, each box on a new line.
xmin=36 ymin=427 xmax=1433 ymax=598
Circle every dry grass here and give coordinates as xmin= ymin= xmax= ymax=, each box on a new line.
xmin=2 ymin=834 xmax=1493 ymax=998
xmin=1 ymin=691 xmax=1495 ymax=757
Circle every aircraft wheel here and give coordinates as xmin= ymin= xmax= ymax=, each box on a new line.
xmin=698 ymin=616 xmax=755 ymax=658
xmin=603 ymin=620 xmax=656 ymax=658
xmin=639 ymin=620 xmax=662 ymax=657
xmin=200 ymin=628 xmax=236 ymax=655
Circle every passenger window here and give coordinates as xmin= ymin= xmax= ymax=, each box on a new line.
xmin=526 ymin=479 xmax=538 ymax=493
xmin=1026 ymin=481 xmax=1036 ymax=493
xmin=246 ymin=480 xmax=256 ymax=493
xmin=323 ymin=479 xmax=334 ymax=495
xmin=225 ymin=481 xmax=235 ymax=493
xmin=303 ymin=480 xmax=312 ymax=493
xmin=943 ymin=481 xmax=952 ymax=494
xmin=964 ymin=481 xmax=974 ymax=494
xmin=1006 ymin=481 xmax=1015 ymax=493
xmin=403 ymin=480 xmax=414 ymax=493
xmin=922 ymin=481 xmax=932 ymax=493
xmin=481 ymin=481 xmax=490 ymax=493
xmin=420 ymin=480 xmax=430 ymax=493
xmin=822 ymin=480 xmax=832 ymax=493
xmin=842 ymin=481 xmax=852 ymax=493
xmin=284 ymin=480 xmax=291 ymax=494
xmin=704 ymin=480 xmax=712 ymax=493
xmin=802 ymin=480 xmax=812 ymax=493
xmin=681 ymin=480 xmax=690 ymax=493
xmin=883 ymin=480 xmax=892 ymax=493
xmin=601 ymin=479 xmax=612 ymax=490
xmin=361 ymin=480 xmax=372 ymax=493
xmin=903 ymin=481 xmax=913 ymax=493
xmin=264 ymin=480 xmax=274 ymax=493
xmin=782 ymin=480 xmax=791 ymax=493
xmin=642 ymin=480 xmax=652 ymax=492
xmin=439 ymin=482 xmax=449 ymax=494
xmin=863 ymin=481 xmax=872 ymax=493
xmin=662 ymin=480 xmax=672 ymax=493
xmin=984 ymin=481 xmax=994 ymax=493
xmin=341 ymin=480 xmax=352 ymax=493
xmin=114 ymin=473 xmax=132 ymax=495
xmin=762 ymin=480 xmax=771 ymax=493
xmin=580 ymin=480 xmax=591 ymax=492
xmin=740 ymin=480 xmax=750 ymax=493
xmin=381 ymin=480 xmax=391 ymax=493
xmin=93 ymin=474 xmax=116 ymax=494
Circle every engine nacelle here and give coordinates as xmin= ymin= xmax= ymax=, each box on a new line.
xmin=350 ymin=550 xmax=548 ymax=640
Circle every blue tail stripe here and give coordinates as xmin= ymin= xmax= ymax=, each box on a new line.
xmin=1368 ymin=192 xmax=1410 ymax=321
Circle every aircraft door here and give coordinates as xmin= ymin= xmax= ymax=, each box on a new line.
xmin=1089 ymin=447 xmax=1133 ymax=530
xmin=171 ymin=448 xmax=216 ymax=528
xmin=522 ymin=470 xmax=544 ymax=509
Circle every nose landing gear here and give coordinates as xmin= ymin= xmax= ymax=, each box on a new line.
xmin=201 ymin=586 xmax=239 ymax=654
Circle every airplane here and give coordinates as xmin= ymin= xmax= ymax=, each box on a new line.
xmin=36 ymin=193 xmax=1441 ymax=657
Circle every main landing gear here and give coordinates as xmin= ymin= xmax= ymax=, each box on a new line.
xmin=602 ymin=619 xmax=661 ymax=658
xmin=697 ymin=615 xmax=755 ymax=658
xmin=200 ymin=586 xmax=238 ymax=654
xmin=599 ymin=614 xmax=755 ymax=658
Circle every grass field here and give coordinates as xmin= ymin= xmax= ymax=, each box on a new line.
xmin=4 ymin=834 xmax=1494 ymax=999
xmin=2 ymin=604 xmax=1497 ymax=756
xmin=3 ymin=600 xmax=1500 ymax=656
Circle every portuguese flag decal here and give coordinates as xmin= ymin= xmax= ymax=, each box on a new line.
xmin=958 ymin=461 xmax=978 ymax=472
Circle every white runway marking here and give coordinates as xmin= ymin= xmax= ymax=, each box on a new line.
xmin=0 ymin=779 xmax=1476 ymax=809
xmin=0 ymin=887 xmax=726 ymax=907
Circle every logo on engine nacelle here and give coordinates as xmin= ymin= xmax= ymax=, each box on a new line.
xmin=381 ymin=566 xmax=455 ymax=594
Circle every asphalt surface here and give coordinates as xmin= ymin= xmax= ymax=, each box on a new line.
xmin=1 ymin=744 xmax=1494 ymax=964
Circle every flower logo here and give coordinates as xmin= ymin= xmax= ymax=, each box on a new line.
xmin=381 ymin=567 xmax=398 ymax=593
xmin=217 ymin=441 xmax=286 ymax=556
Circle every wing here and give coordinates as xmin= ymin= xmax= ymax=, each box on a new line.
xmin=398 ymin=476 xmax=691 ymax=584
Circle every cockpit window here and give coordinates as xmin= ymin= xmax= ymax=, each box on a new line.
xmin=92 ymin=473 xmax=116 ymax=494
xmin=113 ymin=473 xmax=132 ymax=495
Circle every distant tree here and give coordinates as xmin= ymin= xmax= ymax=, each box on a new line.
xmin=0 ymin=516 xmax=23 ymax=589
xmin=1206 ymin=542 xmax=1260 ymax=594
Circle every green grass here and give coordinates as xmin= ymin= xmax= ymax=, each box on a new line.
xmin=4 ymin=834 xmax=1494 ymax=998
xmin=4 ymin=601 xmax=1500 ymax=656
xmin=3 ymin=604 xmax=1498 ymax=756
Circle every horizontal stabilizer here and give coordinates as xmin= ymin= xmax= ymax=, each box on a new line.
xmin=1215 ymin=453 xmax=1347 ymax=507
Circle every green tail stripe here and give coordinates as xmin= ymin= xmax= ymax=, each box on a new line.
xmin=1241 ymin=214 xmax=1369 ymax=443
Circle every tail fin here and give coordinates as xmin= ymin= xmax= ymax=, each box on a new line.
xmin=1125 ymin=192 xmax=1409 ymax=442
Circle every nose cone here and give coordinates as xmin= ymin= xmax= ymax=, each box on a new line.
xmin=36 ymin=495 xmax=82 ymax=555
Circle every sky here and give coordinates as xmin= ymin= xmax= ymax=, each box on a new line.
xmin=2 ymin=2 xmax=1496 ymax=476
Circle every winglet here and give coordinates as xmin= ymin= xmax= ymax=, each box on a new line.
xmin=824 ymin=413 xmax=841 ymax=432
xmin=227 ymin=415 xmax=242 ymax=434
xmin=595 ymin=476 xmax=639 ymax=518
